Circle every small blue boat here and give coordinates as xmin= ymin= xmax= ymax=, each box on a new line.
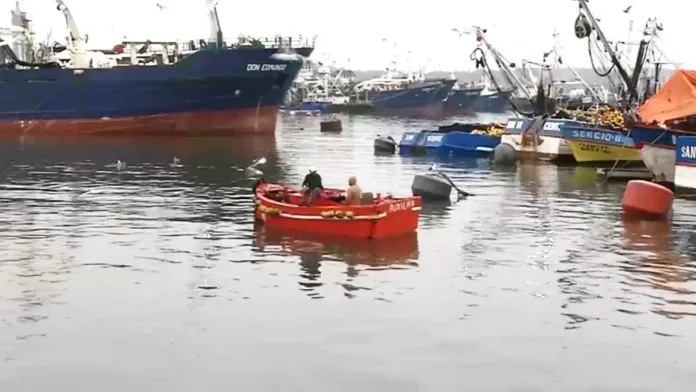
xmin=398 ymin=123 xmax=501 ymax=157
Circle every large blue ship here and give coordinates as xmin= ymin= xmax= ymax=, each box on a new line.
xmin=0 ymin=1 xmax=313 ymax=136
xmin=353 ymin=72 xmax=455 ymax=117
xmin=443 ymin=86 xmax=510 ymax=115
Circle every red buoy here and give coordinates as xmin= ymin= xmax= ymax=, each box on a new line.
xmin=621 ymin=180 xmax=674 ymax=219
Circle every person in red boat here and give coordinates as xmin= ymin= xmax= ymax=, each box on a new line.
xmin=301 ymin=167 xmax=323 ymax=205
xmin=346 ymin=176 xmax=362 ymax=205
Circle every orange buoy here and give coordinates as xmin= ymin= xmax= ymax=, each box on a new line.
xmin=621 ymin=180 xmax=674 ymax=219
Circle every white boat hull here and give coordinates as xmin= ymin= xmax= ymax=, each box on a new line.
xmin=675 ymin=165 xmax=696 ymax=189
xmin=501 ymin=134 xmax=573 ymax=161
xmin=639 ymin=145 xmax=674 ymax=182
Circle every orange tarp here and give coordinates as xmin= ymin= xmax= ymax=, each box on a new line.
xmin=637 ymin=69 xmax=696 ymax=123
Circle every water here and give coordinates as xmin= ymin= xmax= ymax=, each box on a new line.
xmin=1 ymin=114 xmax=696 ymax=391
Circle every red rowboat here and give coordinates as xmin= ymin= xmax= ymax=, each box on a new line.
xmin=253 ymin=181 xmax=422 ymax=239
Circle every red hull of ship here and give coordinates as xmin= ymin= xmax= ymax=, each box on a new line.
xmin=254 ymin=183 xmax=422 ymax=240
xmin=0 ymin=107 xmax=280 ymax=136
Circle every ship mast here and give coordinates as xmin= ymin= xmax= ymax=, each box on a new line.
xmin=575 ymin=0 xmax=637 ymax=103
xmin=471 ymin=27 xmax=533 ymax=99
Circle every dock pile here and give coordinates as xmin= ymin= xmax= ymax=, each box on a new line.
xmin=559 ymin=106 xmax=627 ymax=130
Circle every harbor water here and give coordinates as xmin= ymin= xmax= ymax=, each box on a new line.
xmin=1 ymin=114 xmax=696 ymax=390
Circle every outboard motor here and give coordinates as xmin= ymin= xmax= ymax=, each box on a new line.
xmin=374 ymin=135 xmax=397 ymax=154
xmin=412 ymin=172 xmax=452 ymax=201
xmin=411 ymin=164 xmax=472 ymax=201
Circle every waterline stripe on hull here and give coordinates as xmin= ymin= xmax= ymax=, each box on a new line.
xmin=0 ymin=107 xmax=280 ymax=136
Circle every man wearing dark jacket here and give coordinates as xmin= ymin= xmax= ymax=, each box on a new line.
xmin=301 ymin=167 xmax=323 ymax=205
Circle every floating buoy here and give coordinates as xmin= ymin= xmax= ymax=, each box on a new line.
xmin=345 ymin=211 xmax=354 ymax=219
xmin=320 ymin=119 xmax=342 ymax=132
xmin=621 ymin=180 xmax=674 ymax=219
xmin=492 ymin=143 xmax=517 ymax=165
xmin=335 ymin=210 xmax=346 ymax=218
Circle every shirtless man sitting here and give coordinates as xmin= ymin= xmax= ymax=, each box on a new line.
xmin=346 ymin=176 xmax=362 ymax=205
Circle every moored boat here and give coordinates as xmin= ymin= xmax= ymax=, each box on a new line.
xmin=0 ymin=1 xmax=313 ymax=137
xmin=630 ymin=69 xmax=696 ymax=183
xmin=560 ymin=124 xmax=642 ymax=164
xmin=353 ymin=71 xmax=455 ymax=117
xmin=398 ymin=123 xmax=502 ymax=157
xmin=499 ymin=117 xmax=581 ymax=162
xmin=254 ymin=181 xmax=422 ymax=239
xmin=675 ymin=136 xmax=696 ymax=189
xmin=443 ymin=86 xmax=483 ymax=116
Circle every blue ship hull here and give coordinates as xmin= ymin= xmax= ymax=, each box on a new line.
xmin=398 ymin=123 xmax=500 ymax=157
xmin=0 ymin=46 xmax=311 ymax=136
xmin=362 ymin=79 xmax=455 ymax=117
xmin=629 ymin=124 xmax=692 ymax=150
xmin=470 ymin=91 xmax=510 ymax=113
xmin=443 ymin=87 xmax=482 ymax=115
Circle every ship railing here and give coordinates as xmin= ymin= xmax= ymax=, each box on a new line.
xmin=173 ymin=35 xmax=317 ymax=53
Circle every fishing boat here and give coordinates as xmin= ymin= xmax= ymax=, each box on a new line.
xmin=352 ymin=70 xmax=455 ymax=117
xmin=254 ymin=181 xmax=422 ymax=239
xmin=630 ymin=69 xmax=696 ymax=183
xmin=443 ymin=75 xmax=510 ymax=115
xmin=398 ymin=122 xmax=502 ymax=157
xmin=499 ymin=117 xmax=581 ymax=162
xmin=560 ymin=124 xmax=641 ymax=164
xmin=675 ymin=136 xmax=696 ymax=190
xmin=282 ymin=61 xmax=354 ymax=113
xmin=0 ymin=1 xmax=314 ymax=136
xmin=443 ymin=85 xmax=483 ymax=116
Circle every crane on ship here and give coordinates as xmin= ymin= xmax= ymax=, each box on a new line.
xmin=205 ymin=0 xmax=223 ymax=48
xmin=54 ymin=0 xmax=113 ymax=68
xmin=573 ymin=0 xmax=668 ymax=107
xmin=454 ymin=26 xmax=552 ymax=115
xmin=521 ymin=30 xmax=608 ymax=108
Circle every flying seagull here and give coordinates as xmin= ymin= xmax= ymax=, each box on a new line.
xmin=623 ymin=5 xmax=632 ymax=13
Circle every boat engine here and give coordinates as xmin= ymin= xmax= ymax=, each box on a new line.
xmin=411 ymin=164 xmax=472 ymax=201
xmin=411 ymin=172 xmax=452 ymax=201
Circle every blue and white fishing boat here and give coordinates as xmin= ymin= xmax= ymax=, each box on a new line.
xmin=398 ymin=123 xmax=501 ymax=157
xmin=675 ymin=136 xmax=696 ymax=189
xmin=499 ymin=117 xmax=582 ymax=162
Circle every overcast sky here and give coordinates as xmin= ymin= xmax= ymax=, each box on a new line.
xmin=8 ymin=0 xmax=695 ymax=71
